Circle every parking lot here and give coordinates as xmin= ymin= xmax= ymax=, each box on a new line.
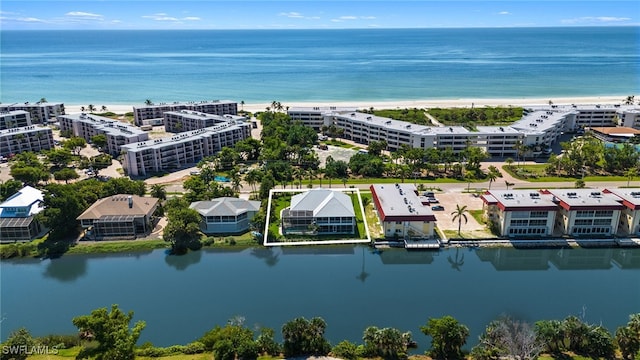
xmin=425 ymin=191 xmax=487 ymax=232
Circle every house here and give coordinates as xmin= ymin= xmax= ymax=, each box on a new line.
xmin=281 ymin=189 xmax=356 ymax=235
xmin=481 ymin=190 xmax=558 ymax=237
xmin=603 ymin=188 xmax=640 ymax=235
xmin=0 ymin=186 xmax=46 ymax=242
xmin=542 ymin=189 xmax=623 ymax=237
xmin=370 ymin=183 xmax=437 ymax=239
xmin=190 ymin=197 xmax=261 ymax=234
xmin=77 ymin=195 xmax=159 ymax=240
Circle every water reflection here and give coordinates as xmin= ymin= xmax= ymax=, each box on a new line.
xmin=356 ymin=247 xmax=370 ymax=283
xmin=612 ymin=249 xmax=640 ymax=269
xmin=42 ymin=256 xmax=88 ymax=282
xmin=476 ymin=248 xmax=551 ymax=271
xmin=281 ymin=246 xmax=355 ymax=255
xmin=250 ymin=248 xmax=280 ymax=267
xmin=447 ymin=248 xmax=465 ymax=271
xmin=164 ymin=250 xmax=202 ymax=271
xmin=550 ymin=248 xmax=613 ymax=270
xmin=377 ymin=249 xmax=435 ymax=264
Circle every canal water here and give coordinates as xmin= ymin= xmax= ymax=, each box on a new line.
xmin=1 ymin=246 xmax=639 ymax=350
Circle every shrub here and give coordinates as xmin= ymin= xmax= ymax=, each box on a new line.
xmin=331 ymin=340 xmax=359 ymax=360
xmin=37 ymin=334 xmax=81 ymax=349
xmin=183 ymin=341 xmax=206 ymax=354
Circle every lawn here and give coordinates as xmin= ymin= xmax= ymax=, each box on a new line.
xmin=503 ymin=164 xmax=629 ymax=183
xmin=67 ymin=239 xmax=167 ymax=255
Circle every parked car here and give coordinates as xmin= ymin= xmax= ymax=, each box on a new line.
xmin=431 ymin=205 xmax=445 ymax=211
xmin=428 ymin=198 xmax=439 ymax=204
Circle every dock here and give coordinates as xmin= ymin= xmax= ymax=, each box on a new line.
xmin=404 ymin=239 xmax=441 ymax=249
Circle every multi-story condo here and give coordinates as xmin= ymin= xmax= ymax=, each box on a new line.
xmin=603 ymin=188 xmax=640 ymax=236
xmin=0 ymin=111 xmax=32 ymax=130
xmin=133 ymin=100 xmax=238 ymax=126
xmin=370 ymin=183 xmax=436 ymax=239
xmin=542 ymin=189 xmax=623 ymax=237
xmin=288 ymin=104 xmax=640 ymax=157
xmin=164 ymin=110 xmax=246 ymax=133
xmin=0 ymin=186 xmax=46 ymax=243
xmin=0 ymin=125 xmax=54 ymax=157
xmin=481 ymin=190 xmax=558 ymax=237
xmin=0 ymin=102 xmax=65 ymax=124
xmin=58 ymin=113 xmax=149 ymax=156
xmin=120 ymin=121 xmax=251 ymax=176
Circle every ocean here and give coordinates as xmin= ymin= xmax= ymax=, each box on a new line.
xmin=1 ymin=27 xmax=638 ymax=105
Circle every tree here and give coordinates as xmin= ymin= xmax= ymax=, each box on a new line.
xmin=256 ymin=327 xmax=280 ymax=356
xmin=616 ymin=313 xmax=640 ymax=360
xmin=535 ymin=319 xmax=565 ymax=354
xmin=451 ymin=204 xmax=468 ymax=236
xmin=487 ymin=165 xmax=500 ymax=190
xmin=575 ymin=179 xmax=585 ymax=188
xmin=331 ymin=340 xmax=358 ymax=360
xmin=362 ymin=326 xmax=413 ymax=359
xmin=72 ymin=304 xmax=145 ymax=360
xmin=281 ymin=317 xmax=331 ymax=358
xmin=367 ymin=140 xmax=387 ymax=157
xmin=1 ymin=327 xmax=36 ymax=360
xmin=91 ymin=134 xmax=108 ymax=150
xmin=45 ymin=148 xmax=73 ymax=168
xmin=625 ymin=167 xmax=638 ymax=187
xmin=54 ymin=168 xmax=79 ymax=184
xmin=39 ymin=183 xmax=86 ymax=240
xmin=63 ymin=137 xmax=87 ymax=156
xmin=150 ymin=184 xmax=167 ymax=201
xmin=0 ymin=179 xmax=24 ymax=201
xmin=420 ymin=315 xmax=469 ymax=360
xmin=101 ymin=105 xmax=107 ymax=112
xmin=163 ymin=201 xmax=202 ymax=254
xmin=39 ymin=97 xmax=48 ymax=103
xmin=471 ymin=316 xmax=542 ymax=360
xmin=87 ymin=104 xmax=96 ymax=113
xmin=505 ymin=157 xmax=514 ymax=169
xmin=144 ymin=99 xmax=153 ymax=106
xmin=505 ymin=180 xmax=514 ymax=190
xmin=624 ymin=95 xmax=635 ymax=105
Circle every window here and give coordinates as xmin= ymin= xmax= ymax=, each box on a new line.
xmin=530 ymin=211 xmax=547 ymax=218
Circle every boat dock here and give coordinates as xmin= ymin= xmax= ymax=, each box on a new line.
xmin=404 ymin=239 xmax=441 ymax=249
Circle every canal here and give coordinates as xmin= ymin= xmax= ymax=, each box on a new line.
xmin=1 ymin=246 xmax=639 ymax=350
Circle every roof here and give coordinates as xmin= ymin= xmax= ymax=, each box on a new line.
xmin=190 ymin=197 xmax=261 ymax=216
xmin=289 ymin=189 xmax=355 ymax=218
xmin=77 ymin=195 xmax=159 ymax=220
xmin=481 ymin=190 xmax=558 ymax=211
xmin=0 ymin=186 xmax=44 ymax=217
xmin=603 ymin=188 xmax=640 ymax=210
xmin=542 ymin=189 xmax=623 ymax=211
xmin=370 ymin=183 xmax=436 ymax=222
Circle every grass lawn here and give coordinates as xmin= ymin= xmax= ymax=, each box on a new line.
xmin=361 ymin=193 xmax=384 ymax=239
xmin=503 ymin=164 xmax=628 ymax=182
xmin=322 ymin=139 xmax=360 ymax=149
xmin=443 ymin=229 xmax=493 ymax=239
xmin=67 ymin=239 xmax=167 ymax=255
xmin=469 ymin=209 xmax=485 ymax=225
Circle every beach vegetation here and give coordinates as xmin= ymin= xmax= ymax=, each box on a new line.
xmin=428 ymin=106 xmax=524 ymax=126
xmin=420 ymin=315 xmax=470 ymax=360
xmin=281 ymin=317 xmax=331 ymax=358
xmin=362 ymin=326 xmax=415 ymax=359
xmin=362 ymin=107 xmax=431 ymax=125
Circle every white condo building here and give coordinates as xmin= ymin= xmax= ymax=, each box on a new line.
xmin=0 ymin=125 xmax=55 ymax=157
xmin=121 ymin=121 xmax=251 ymax=176
xmin=288 ymin=104 xmax=640 ymax=156
xmin=58 ymin=113 xmax=149 ymax=156
xmin=164 ymin=110 xmax=247 ymax=133
xmin=0 ymin=110 xmax=32 ymax=130
xmin=133 ymin=100 xmax=238 ymax=126
xmin=0 ymin=102 xmax=65 ymax=124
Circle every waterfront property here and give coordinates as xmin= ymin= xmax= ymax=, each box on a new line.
xmin=0 ymin=125 xmax=55 ymax=157
xmin=77 ymin=195 xmax=159 ymax=240
xmin=58 ymin=113 xmax=149 ymax=156
xmin=288 ymin=104 xmax=640 ymax=157
xmin=281 ymin=188 xmax=356 ymax=235
xmin=120 ymin=121 xmax=251 ymax=177
xmin=0 ymin=186 xmax=46 ymax=243
xmin=369 ymin=183 xmax=437 ymax=239
xmin=542 ymin=189 xmax=623 ymax=237
xmin=133 ymin=100 xmax=238 ymax=126
xmin=603 ymin=188 xmax=640 ymax=236
xmin=190 ymin=197 xmax=261 ymax=234
xmin=0 ymin=102 xmax=65 ymax=124
xmin=164 ymin=110 xmax=247 ymax=133
xmin=481 ymin=190 xmax=558 ymax=237
xmin=0 ymin=110 xmax=31 ymax=130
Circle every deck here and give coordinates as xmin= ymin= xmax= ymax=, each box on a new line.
xmin=404 ymin=239 xmax=441 ymax=249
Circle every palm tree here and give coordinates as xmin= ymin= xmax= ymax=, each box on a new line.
xmin=505 ymin=180 xmax=514 ymax=190
xmin=39 ymin=97 xmax=48 ymax=104
xmin=245 ymin=169 xmax=260 ymax=192
xmin=87 ymin=104 xmax=96 ymax=113
xmin=623 ymin=95 xmax=635 ymax=105
xmin=625 ymin=167 xmax=638 ymax=187
xmin=150 ymin=184 xmax=167 ymax=201
xmin=144 ymin=99 xmax=153 ymax=106
xmin=487 ymin=170 xmax=498 ymax=190
xmin=80 ymin=106 xmax=86 ymax=112
xmin=101 ymin=105 xmax=107 ymax=112
xmin=293 ymin=167 xmax=305 ymax=189
xmin=451 ymin=204 xmax=469 ymax=237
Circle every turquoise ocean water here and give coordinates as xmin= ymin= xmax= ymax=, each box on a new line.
xmin=1 ymin=27 xmax=639 ymax=105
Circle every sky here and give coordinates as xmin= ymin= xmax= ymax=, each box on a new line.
xmin=1 ymin=1 xmax=639 ymax=30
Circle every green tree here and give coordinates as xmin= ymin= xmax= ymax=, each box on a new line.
xmin=163 ymin=202 xmax=202 ymax=254
xmin=420 ymin=315 xmax=469 ymax=360
xmin=575 ymin=179 xmax=585 ymax=188
xmin=103 ymin=177 xmax=146 ymax=197
xmin=63 ymin=137 xmax=87 ymax=156
xmin=0 ymin=179 xmax=24 ymax=201
xmin=39 ymin=183 xmax=85 ymax=240
xmin=91 ymin=134 xmax=108 ymax=150
xmin=625 ymin=167 xmax=638 ymax=187
xmin=331 ymin=340 xmax=358 ymax=360
xmin=45 ymin=148 xmax=73 ymax=168
xmin=144 ymin=99 xmax=153 ymax=106
xmin=87 ymin=104 xmax=96 ymax=113
xmin=616 ymin=313 xmax=640 ymax=360
xmin=255 ymin=327 xmax=280 ymax=356
xmin=72 ymin=304 xmax=145 ymax=360
xmin=535 ymin=319 xmax=565 ymax=354
xmin=362 ymin=326 xmax=412 ymax=359
xmin=367 ymin=140 xmax=387 ymax=157
xmin=150 ymin=184 xmax=167 ymax=201
xmin=451 ymin=204 xmax=469 ymax=236
xmin=281 ymin=317 xmax=331 ymax=358
xmin=0 ymin=328 xmax=36 ymax=360
xmin=53 ymin=168 xmax=79 ymax=184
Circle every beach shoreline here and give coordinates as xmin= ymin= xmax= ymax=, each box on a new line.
xmin=62 ymin=95 xmax=635 ymax=114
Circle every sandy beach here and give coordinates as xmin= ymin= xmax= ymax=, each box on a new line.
xmin=62 ymin=95 xmax=634 ymax=115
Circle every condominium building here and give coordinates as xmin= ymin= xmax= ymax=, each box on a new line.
xmin=370 ymin=183 xmax=436 ymax=239
xmin=0 ymin=125 xmax=55 ymax=157
xmin=0 ymin=111 xmax=31 ymax=130
xmin=603 ymin=188 xmax=640 ymax=236
xmin=481 ymin=190 xmax=558 ymax=237
xmin=542 ymin=189 xmax=623 ymax=237
xmin=164 ymin=110 xmax=246 ymax=133
xmin=58 ymin=113 xmax=149 ymax=156
xmin=121 ymin=121 xmax=251 ymax=176
xmin=0 ymin=102 xmax=65 ymax=124
xmin=133 ymin=100 xmax=238 ymax=126
xmin=288 ymin=104 xmax=640 ymax=157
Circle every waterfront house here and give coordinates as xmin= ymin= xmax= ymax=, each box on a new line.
xmin=77 ymin=195 xmax=159 ymax=240
xmin=190 ymin=197 xmax=261 ymax=234
xmin=481 ymin=190 xmax=558 ymax=237
xmin=370 ymin=183 xmax=436 ymax=239
xmin=281 ymin=189 xmax=355 ymax=235
xmin=542 ymin=189 xmax=623 ymax=237
xmin=0 ymin=186 xmax=46 ymax=243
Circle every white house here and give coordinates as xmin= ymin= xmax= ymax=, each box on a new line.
xmin=190 ymin=197 xmax=261 ymax=234
xmin=281 ymin=189 xmax=356 ymax=235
